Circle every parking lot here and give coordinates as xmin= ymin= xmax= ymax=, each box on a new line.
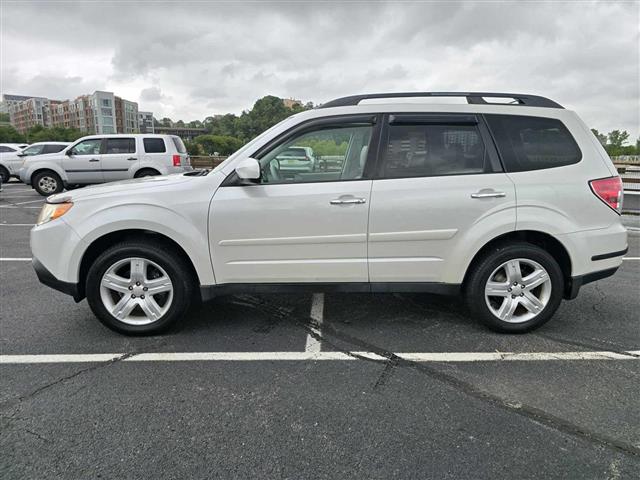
xmin=1 ymin=180 xmax=639 ymax=479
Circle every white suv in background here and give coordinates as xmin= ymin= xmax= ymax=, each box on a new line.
xmin=0 ymin=143 xmax=29 ymax=182
xmin=30 ymin=92 xmax=627 ymax=335
xmin=20 ymin=134 xmax=192 ymax=195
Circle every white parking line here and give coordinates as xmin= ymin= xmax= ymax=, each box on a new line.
xmin=0 ymin=223 xmax=34 ymax=226
xmin=0 ymin=206 xmax=42 ymax=209
xmin=0 ymin=350 xmax=638 ymax=364
xmin=0 ymin=258 xmax=31 ymax=261
xmin=305 ymin=293 xmax=324 ymax=353
xmin=623 ymin=257 xmax=640 ymax=261
xmin=7 ymin=199 xmax=43 ymax=205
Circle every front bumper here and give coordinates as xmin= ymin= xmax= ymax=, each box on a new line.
xmin=33 ymin=257 xmax=82 ymax=301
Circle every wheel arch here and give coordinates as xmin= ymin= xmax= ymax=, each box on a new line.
xmin=133 ymin=167 xmax=162 ymax=178
xmin=28 ymin=164 xmax=68 ymax=184
xmin=462 ymin=230 xmax=573 ymax=298
xmin=77 ymin=229 xmax=200 ymax=300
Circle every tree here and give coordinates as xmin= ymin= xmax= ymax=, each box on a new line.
xmin=175 ymin=120 xmax=185 ymax=127
xmin=0 ymin=112 xmax=10 ymax=123
xmin=188 ymin=120 xmax=203 ymax=128
xmin=607 ymin=130 xmax=630 ymax=149
xmin=25 ymin=126 xmax=84 ymax=142
xmin=194 ymin=134 xmax=244 ymax=155
xmin=0 ymin=125 xmax=26 ymax=143
xmin=590 ymin=129 xmax=607 ymax=146
xmin=161 ymin=117 xmax=173 ymax=127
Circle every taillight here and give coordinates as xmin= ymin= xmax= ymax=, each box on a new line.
xmin=589 ymin=176 xmax=623 ymax=214
xmin=172 ymin=154 xmax=181 ymax=166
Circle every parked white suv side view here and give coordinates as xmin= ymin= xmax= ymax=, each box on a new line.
xmin=20 ymin=134 xmax=192 ymax=195
xmin=30 ymin=92 xmax=627 ymax=335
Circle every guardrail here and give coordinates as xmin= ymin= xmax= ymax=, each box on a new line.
xmin=190 ymin=156 xmax=228 ymax=169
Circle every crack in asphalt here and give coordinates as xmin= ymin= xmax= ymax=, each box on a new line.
xmin=238 ymin=294 xmax=640 ymax=458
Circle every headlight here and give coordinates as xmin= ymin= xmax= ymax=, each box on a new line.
xmin=36 ymin=202 xmax=73 ymax=225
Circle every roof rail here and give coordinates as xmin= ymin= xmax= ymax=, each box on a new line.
xmin=319 ymin=92 xmax=563 ymax=109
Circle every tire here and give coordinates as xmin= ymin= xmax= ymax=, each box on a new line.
xmin=134 ymin=169 xmax=160 ymax=178
xmin=0 ymin=166 xmax=9 ymax=184
xmin=33 ymin=170 xmax=63 ymax=196
xmin=464 ymin=242 xmax=564 ymax=333
xmin=86 ymin=240 xmax=194 ymax=335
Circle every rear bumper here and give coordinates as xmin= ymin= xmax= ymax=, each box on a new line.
xmin=565 ymin=266 xmax=619 ymax=300
xmin=33 ymin=258 xmax=82 ymax=301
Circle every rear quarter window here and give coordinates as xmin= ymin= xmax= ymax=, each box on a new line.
xmin=171 ymin=136 xmax=187 ymax=154
xmin=485 ymin=114 xmax=581 ymax=172
xmin=143 ymin=138 xmax=167 ymax=153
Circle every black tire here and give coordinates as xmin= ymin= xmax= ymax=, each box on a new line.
xmin=134 ymin=169 xmax=160 ymax=178
xmin=33 ymin=170 xmax=63 ymax=196
xmin=0 ymin=166 xmax=9 ymax=184
xmin=86 ymin=240 xmax=194 ymax=335
xmin=464 ymin=242 xmax=564 ymax=333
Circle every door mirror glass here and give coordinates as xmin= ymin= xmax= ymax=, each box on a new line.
xmin=235 ymin=157 xmax=261 ymax=180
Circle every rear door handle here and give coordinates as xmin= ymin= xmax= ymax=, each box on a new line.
xmin=127 ymin=157 xmax=137 ymax=161
xmin=471 ymin=191 xmax=506 ymax=199
xmin=89 ymin=158 xmax=100 ymax=162
xmin=330 ymin=197 xmax=366 ymax=205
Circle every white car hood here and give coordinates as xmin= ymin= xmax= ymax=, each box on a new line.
xmin=48 ymin=174 xmax=197 ymax=203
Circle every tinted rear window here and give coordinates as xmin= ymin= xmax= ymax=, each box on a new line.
xmin=144 ymin=138 xmax=166 ymax=153
xmin=379 ymin=123 xmax=488 ymax=178
xmin=171 ymin=136 xmax=186 ymax=153
xmin=485 ymin=115 xmax=581 ymax=172
xmin=105 ymin=138 xmax=135 ymax=154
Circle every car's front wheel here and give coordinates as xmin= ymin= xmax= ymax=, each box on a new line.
xmin=86 ymin=240 xmax=194 ymax=334
xmin=33 ymin=171 xmax=63 ymax=196
xmin=465 ymin=243 xmax=564 ymax=333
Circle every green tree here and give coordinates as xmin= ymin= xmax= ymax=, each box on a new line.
xmin=607 ymin=130 xmax=630 ymax=149
xmin=194 ymin=134 xmax=244 ymax=155
xmin=175 ymin=120 xmax=185 ymax=127
xmin=0 ymin=125 xmax=26 ymax=143
xmin=25 ymin=126 xmax=84 ymax=143
xmin=161 ymin=117 xmax=173 ymax=127
xmin=590 ymin=128 xmax=607 ymax=146
xmin=0 ymin=112 xmax=11 ymax=123
xmin=188 ymin=120 xmax=203 ymax=128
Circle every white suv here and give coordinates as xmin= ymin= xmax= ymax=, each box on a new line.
xmin=30 ymin=92 xmax=627 ymax=335
xmin=0 ymin=143 xmax=29 ymax=182
xmin=20 ymin=134 xmax=192 ymax=195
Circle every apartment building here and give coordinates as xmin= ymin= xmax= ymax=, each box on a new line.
xmin=138 ymin=111 xmax=155 ymax=134
xmin=5 ymin=91 xmax=150 ymax=135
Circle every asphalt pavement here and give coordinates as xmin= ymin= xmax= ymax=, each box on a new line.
xmin=1 ymin=180 xmax=639 ymax=479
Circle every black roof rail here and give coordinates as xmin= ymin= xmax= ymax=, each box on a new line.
xmin=319 ymin=92 xmax=563 ymax=109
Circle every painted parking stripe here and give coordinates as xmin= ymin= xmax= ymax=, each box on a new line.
xmin=0 ymin=223 xmax=34 ymax=226
xmin=623 ymin=257 xmax=640 ymax=260
xmin=305 ymin=293 xmax=324 ymax=353
xmin=8 ymin=199 xmax=43 ymax=205
xmin=0 ymin=258 xmax=31 ymax=261
xmin=1 ymin=350 xmax=638 ymax=364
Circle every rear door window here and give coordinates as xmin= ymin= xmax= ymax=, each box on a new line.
xmin=379 ymin=119 xmax=489 ymax=178
xmin=144 ymin=138 xmax=166 ymax=153
xmin=104 ymin=138 xmax=135 ymax=154
xmin=484 ymin=114 xmax=581 ymax=172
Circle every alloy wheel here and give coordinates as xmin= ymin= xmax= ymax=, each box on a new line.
xmin=99 ymin=257 xmax=174 ymax=325
xmin=484 ymin=258 xmax=552 ymax=323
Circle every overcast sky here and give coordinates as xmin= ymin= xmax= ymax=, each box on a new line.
xmin=1 ymin=1 xmax=638 ymax=137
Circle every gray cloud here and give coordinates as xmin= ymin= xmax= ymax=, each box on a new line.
xmin=1 ymin=1 xmax=638 ymax=136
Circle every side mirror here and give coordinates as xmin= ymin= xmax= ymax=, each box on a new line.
xmin=65 ymin=149 xmax=73 ymax=156
xmin=16 ymin=152 xmax=26 ymax=157
xmin=235 ymin=157 xmax=261 ymax=181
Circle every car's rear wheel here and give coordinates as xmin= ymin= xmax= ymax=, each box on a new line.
xmin=33 ymin=171 xmax=63 ymax=196
xmin=465 ymin=243 xmax=563 ymax=333
xmin=86 ymin=240 xmax=194 ymax=335
xmin=0 ymin=166 xmax=10 ymax=184
xmin=134 ymin=169 xmax=160 ymax=178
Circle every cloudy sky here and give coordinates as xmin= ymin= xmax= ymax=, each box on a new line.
xmin=1 ymin=1 xmax=638 ymax=137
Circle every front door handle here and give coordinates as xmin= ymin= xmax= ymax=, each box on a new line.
xmin=127 ymin=157 xmax=137 ymax=161
xmin=330 ymin=197 xmax=366 ymax=205
xmin=89 ymin=158 xmax=100 ymax=162
xmin=471 ymin=190 xmax=506 ymax=199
